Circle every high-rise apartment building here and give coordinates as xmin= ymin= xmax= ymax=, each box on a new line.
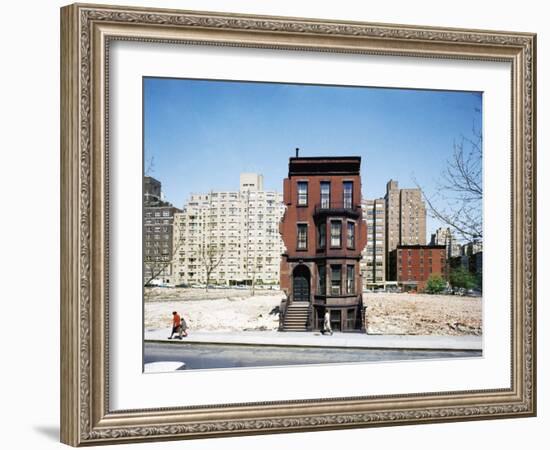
xmin=361 ymin=198 xmax=386 ymax=288
xmin=143 ymin=176 xmax=181 ymax=285
xmin=462 ymin=239 xmax=483 ymax=256
xmin=239 ymin=173 xmax=264 ymax=191
xmin=430 ymin=227 xmax=461 ymax=258
xmin=172 ymin=174 xmax=285 ymax=286
xmin=144 ymin=176 xmax=161 ymax=205
xmin=384 ymin=179 xmax=426 ymax=279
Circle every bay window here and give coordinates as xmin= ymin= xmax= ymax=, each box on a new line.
xmin=331 ymin=265 xmax=342 ymax=295
xmin=330 ymin=221 xmax=342 ymax=247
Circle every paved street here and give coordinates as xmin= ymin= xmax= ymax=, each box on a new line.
xmin=144 ymin=341 xmax=482 ymax=371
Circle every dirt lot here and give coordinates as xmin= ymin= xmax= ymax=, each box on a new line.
xmin=364 ymin=292 xmax=482 ymax=335
xmin=144 ymin=286 xmax=280 ymax=302
xmin=144 ymin=287 xmax=284 ymax=332
xmin=144 ymin=288 xmax=482 ymax=335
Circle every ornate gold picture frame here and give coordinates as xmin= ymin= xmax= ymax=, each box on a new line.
xmin=60 ymin=3 xmax=536 ymax=446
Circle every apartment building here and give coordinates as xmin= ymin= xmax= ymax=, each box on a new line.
xmin=172 ymin=173 xmax=285 ymax=286
xmin=389 ymin=244 xmax=447 ymax=291
xmin=430 ymin=227 xmax=462 ymax=258
xmin=144 ymin=176 xmax=161 ymax=205
xmin=143 ymin=176 xmax=181 ymax=285
xmin=385 ymin=179 xmax=427 ymax=279
xmin=361 ymin=198 xmax=386 ymax=288
xmin=462 ymin=239 xmax=483 ymax=256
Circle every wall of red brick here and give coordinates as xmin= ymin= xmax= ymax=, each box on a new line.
xmin=279 ymin=174 xmax=367 ymax=257
xmin=279 ymin=173 xmax=367 ymax=298
xmin=396 ymin=246 xmax=447 ymax=291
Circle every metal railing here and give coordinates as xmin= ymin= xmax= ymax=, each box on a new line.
xmin=278 ymin=296 xmax=288 ymax=331
xmin=313 ymin=202 xmax=360 ymax=216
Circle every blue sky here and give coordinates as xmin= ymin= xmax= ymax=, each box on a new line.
xmin=143 ymin=77 xmax=482 ymax=238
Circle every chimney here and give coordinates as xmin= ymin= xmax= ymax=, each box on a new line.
xmin=295 ymin=147 xmax=299 ymax=158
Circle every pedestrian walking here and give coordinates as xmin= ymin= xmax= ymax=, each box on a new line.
xmin=180 ymin=312 xmax=189 ymax=337
xmin=323 ymin=309 xmax=333 ymax=336
xmin=168 ymin=311 xmax=184 ymax=340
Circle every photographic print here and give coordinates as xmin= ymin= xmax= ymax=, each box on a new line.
xmin=61 ymin=4 xmax=535 ymax=444
xmin=143 ymin=78 xmax=483 ymax=372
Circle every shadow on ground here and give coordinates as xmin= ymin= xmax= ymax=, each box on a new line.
xmin=33 ymin=425 xmax=59 ymax=442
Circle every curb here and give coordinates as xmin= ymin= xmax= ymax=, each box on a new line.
xmin=144 ymin=339 xmax=482 ymax=352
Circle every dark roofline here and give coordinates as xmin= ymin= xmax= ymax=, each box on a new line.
xmin=289 ymin=156 xmax=361 ymax=162
xmin=288 ymin=156 xmax=362 ymax=177
xmin=144 ymin=175 xmax=160 ymax=181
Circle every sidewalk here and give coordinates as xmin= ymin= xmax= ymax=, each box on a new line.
xmin=145 ymin=329 xmax=482 ymax=351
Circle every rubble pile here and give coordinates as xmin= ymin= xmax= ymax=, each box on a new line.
xmin=365 ymin=293 xmax=482 ymax=335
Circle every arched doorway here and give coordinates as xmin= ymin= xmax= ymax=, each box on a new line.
xmin=292 ymin=265 xmax=310 ymax=302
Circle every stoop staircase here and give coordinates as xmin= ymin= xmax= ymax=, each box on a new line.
xmin=282 ymin=302 xmax=310 ymax=331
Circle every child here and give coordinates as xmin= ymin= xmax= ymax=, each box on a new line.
xmin=180 ymin=314 xmax=189 ymax=337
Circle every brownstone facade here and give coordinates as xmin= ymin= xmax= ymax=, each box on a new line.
xmin=389 ymin=244 xmax=447 ymax=291
xmin=279 ymin=156 xmax=367 ymax=332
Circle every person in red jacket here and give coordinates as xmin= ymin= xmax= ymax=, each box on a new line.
xmin=168 ymin=311 xmax=184 ymax=340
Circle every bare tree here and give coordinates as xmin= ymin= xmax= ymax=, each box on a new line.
xmin=198 ymin=243 xmax=224 ymax=292
xmin=144 ymin=255 xmax=173 ymax=288
xmin=193 ymin=192 xmax=226 ymax=292
xmin=416 ymin=125 xmax=482 ymax=242
xmin=144 ymin=155 xmax=155 ymax=177
xmin=247 ymin=255 xmax=263 ymax=297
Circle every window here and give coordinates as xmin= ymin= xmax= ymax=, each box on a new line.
xmin=297 ymin=224 xmax=308 ymax=250
xmin=320 ymin=182 xmax=330 ymax=208
xmin=347 ymin=222 xmax=355 ymax=249
xmin=343 ymin=181 xmax=353 ymax=208
xmin=318 ymin=265 xmax=326 ymax=295
xmin=331 ymin=265 xmax=342 ymax=295
xmin=347 ymin=265 xmax=355 ymax=294
xmin=346 ymin=308 xmax=356 ymax=329
xmin=297 ymin=182 xmax=308 ymax=206
xmin=317 ymin=222 xmax=326 ymax=249
xmin=330 ymin=221 xmax=342 ymax=247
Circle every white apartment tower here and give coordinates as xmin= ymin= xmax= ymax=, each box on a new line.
xmin=173 ymin=173 xmax=285 ymax=286
xmin=239 ymin=173 xmax=264 ymax=191
xmin=361 ymin=198 xmax=386 ymax=287
xmin=431 ymin=227 xmax=462 ymax=258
